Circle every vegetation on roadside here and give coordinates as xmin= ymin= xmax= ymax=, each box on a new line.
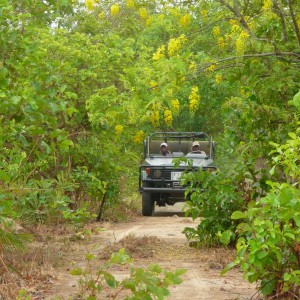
xmin=71 ymin=248 xmax=186 ymax=300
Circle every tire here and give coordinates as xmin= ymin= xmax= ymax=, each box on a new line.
xmin=142 ymin=192 xmax=154 ymax=216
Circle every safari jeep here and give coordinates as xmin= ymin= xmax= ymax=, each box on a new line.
xmin=139 ymin=132 xmax=216 ymax=216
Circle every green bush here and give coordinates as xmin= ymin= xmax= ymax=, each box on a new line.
xmin=224 ymin=182 xmax=300 ymax=297
xmin=224 ymin=127 xmax=300 ymax=297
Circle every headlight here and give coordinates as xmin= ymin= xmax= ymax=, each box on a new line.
xmin=206 ymin=167 xmax=217 ymax=175
xmin=153 ymin=169 xmax=162 ymax=178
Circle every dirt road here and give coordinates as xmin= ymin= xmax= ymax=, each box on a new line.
xmin=51 ymin=204 xmax=257 ymax=300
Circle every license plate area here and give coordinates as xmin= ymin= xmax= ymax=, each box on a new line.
xmin=171 ymin=172 xmax=183 ymax=181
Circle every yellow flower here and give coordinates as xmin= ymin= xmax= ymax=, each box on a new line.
xmin=189 ymin=61 xmax=197 ymax=73
xmin=240 ymin=30 xmax=249 ymax=39
xmin=146 ymin=16 xmax=153 ymax=26
xmin=262 ymin=0 xmax=272 ymax=12
xmin=217 ymin=37 xmax=225 ymax=49
xmin=189 ymin=86 xmax=200 ymax=115
xmin=152 ymin=45 xmax=165 ymax=60
xmin=133 ymin=130 xmax=145 ymax=144
xmin=164 ymin=110 xmax=173 ymax=126
xmin=139 ymin=7 xmax=147 ymax=19
xmin=225 ymin=34 xmax=232 ymax=43
xmin=215 ymin=74 xmax=222 ymax=84
xmin=213 ymin=26 xmax=221 ymax=37
xmin=111 ymin=3 xmax=119 ymax=16
xmin=115 ymin=125 xmax=124 ymax=135
xmin=229 ymin=19 xmax=239 ymax=26
xmin=179 ymin=34 xmax=187 ymax=43
xmin=170 ymin=7 xmax=180 ymax=17
xmin=207 ymin=63 xmax=216 ymax=72
xmin=85 ymin=0 xmax=94 ymax=11
xmin=168 ymin=38 xmax=180 ymax=57
xmin=231 ymin=24 xmax=240 ymax=34
xmin=236 ymin=30 xmax=249 ymax=55
xmin=171 ymin=99 xmax=180 ymax=115
xmin=167 ymin=35 xmax=187 ymax=57
xmin=167 ymin=89 xmax=173 ymax=97
xmin=98 ymin=11 xmax=105 ymax=19
xmin=126 ymin=0 xmax=135 ymax=8
xmin=180 ymin=14 xmax=191 ymax=27
xmin=149 ymin=81 xmax=158 ymax=88
xmin=149 ymin=110 xmax=160 ymax=127
xmin=200 ymin=9 xmax=208 ymax=19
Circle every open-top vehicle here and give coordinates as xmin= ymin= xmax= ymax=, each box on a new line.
xmin=139 ymin=132 xmax=216 ymax=216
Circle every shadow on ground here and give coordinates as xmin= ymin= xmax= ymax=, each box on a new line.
xmin=153 ymin=202 xmax=186 ymax=217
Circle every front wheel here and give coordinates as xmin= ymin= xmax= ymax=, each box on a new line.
xmin=142 ymin=192 xmax=154 ymax=216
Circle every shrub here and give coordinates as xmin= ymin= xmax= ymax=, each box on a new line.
xmin=224 ymin=182 xmax=300 ymax=297
xmin=71 ymin=248 xmax=186 ymax=299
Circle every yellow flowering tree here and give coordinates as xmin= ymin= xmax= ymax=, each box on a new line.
xmin=164 ymin=109 xmax=173 ymax=127
xmin=189 ymin=86 xmax=200 ymax=116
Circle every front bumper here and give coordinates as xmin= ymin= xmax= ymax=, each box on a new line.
xmin=139 ymin=186 xmax=187 ymax=193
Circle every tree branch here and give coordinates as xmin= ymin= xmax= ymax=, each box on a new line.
xmin=273 ymin=0 xmax=289 ymax=43
xmin=288 ymin=0 xmax=300 ymax=45
xmin=218 ymin=0 xmax=253 ymax=36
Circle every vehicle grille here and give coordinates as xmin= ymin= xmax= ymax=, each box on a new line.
xmin=149 ymin=167 xmax=196 ymax=180
xmin=150 ymin=168 xmax=172 ymax=179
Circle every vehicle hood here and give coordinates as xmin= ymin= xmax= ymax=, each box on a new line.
xmin=143 ymin=156 xmax=215 ymax=168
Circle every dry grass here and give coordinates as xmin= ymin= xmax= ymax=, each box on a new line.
xmin=0 ymin=224 xmax=76 ymax=300
xmin=103 ymin=202 xmax=141 ymax=222
xmin=99 ymin=233 xmax=164 ymax=260
xmin=98 ymin=233 xmax=236 ymax=270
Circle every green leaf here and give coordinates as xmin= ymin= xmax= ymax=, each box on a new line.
xmin=288 ymin=132 xmax=297 ymax=140
xmin=104 ymin=272 xmax=117 ymax=288
xmin=283 ymin=273 xmax=291 ymax=281
xmin=221 ymin=261 xmax=237 ymax=275
xmin=0 ymin=171 xmax=10 ymax=182
xmin=269 ymin=165 xmax=276 ymax=175
xmin=122 ymin=279 xmax=136 ymax=291
xmin=288 ymin=91 xmax=300 ymax=111
xmin=219 ymin=230 xmax=232 ymax=246
xmin=231 ymin=211 xmax=246 ymax=219
xmin=85 ymin=253 xmax=95 ymax=261
xmin=293 ymin=216 xmax=300 ymax=227
xmin=66 ymin=107 xmax=78 ymax=116
xmin=261 ymin=278 xmax=275 ymax=296
xmin=70 ymin=268 xmax=83 ymax=276
xmin=148 ymin=264 xmax=162 ymax=273
xmin=284 ymin=232 xmax=295 ymax=240
xmin=110 ymin=248 xmax=132 ymax=265
xmin=236 ymin=222 xmax=252 ymax=234
xmin=257 ymin=251 xmax=268 ymax=259
xmin=11 ymin=96 xmax=21 ymax=104
xmin=59 ymin=140 xmax=74 ymax=152
xmin=59 ymin=84 xmax=67 ymax=93
xmin=174 ymin=268 xmax=187 ymax=276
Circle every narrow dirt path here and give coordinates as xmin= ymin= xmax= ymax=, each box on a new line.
xmin=49 ymin=205 xmax=257 ymax=300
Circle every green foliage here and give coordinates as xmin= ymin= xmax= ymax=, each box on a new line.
xmin=289 ymin=90 xmax=300 ymax=112
xmin=269 ymin=125 xmax=300 ymax=183
xmin=182 ymin=168 xmax=244 ymax=247
xmin=71 ymin=248 xmax=186 ymax=299
xmin=224 ymin=128 xmax=300 ymax=297
xmin=223 ymin=182 xmax=300 ymax=297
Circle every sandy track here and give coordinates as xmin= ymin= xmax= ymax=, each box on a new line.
xmin=50 ymin=204 xmax=257 ymax=299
